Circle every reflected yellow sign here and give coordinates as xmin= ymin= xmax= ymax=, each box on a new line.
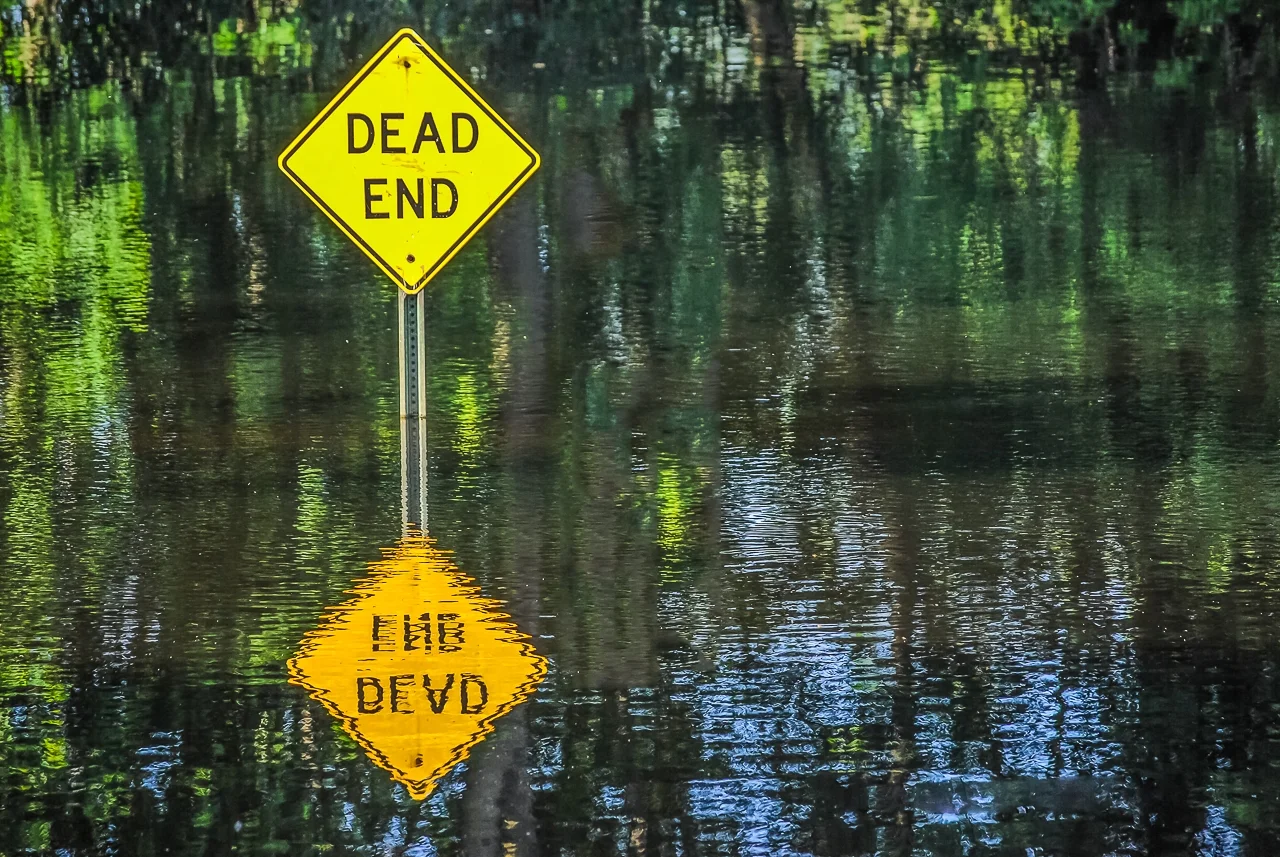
xmin=288 ymin=535 xmax=546 ymax=798
xmin=278 ymin=28 xmax=540 ymax=294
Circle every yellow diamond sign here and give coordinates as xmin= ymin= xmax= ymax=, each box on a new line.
xmin=278 ymin=28 xmax=540 ymax=294
xmin=288 ymin=536 xmax=547 ymax=799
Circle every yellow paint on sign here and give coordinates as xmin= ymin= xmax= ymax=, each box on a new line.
xmin=288 ymin=535 xmax=546 ymax=799
xmin=278 ymin=28 xmax=540 ymax=294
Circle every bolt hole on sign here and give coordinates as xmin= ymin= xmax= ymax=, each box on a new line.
xmin=278 ymin=29 xmax=540 ymax=294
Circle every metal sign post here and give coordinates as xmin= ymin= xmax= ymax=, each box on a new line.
xmin=278 ymin=27 xmax=540 ymax=533
xmin=399 ymin=289 xmax=428 ymax=531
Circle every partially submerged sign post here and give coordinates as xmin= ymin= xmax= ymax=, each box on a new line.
xmin=278 ymin=28 xmax=541 ymax=528
xmin=280 ymin=32 xmax=545 ymax=799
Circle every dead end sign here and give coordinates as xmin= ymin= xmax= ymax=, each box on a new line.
xmin=278 ymin=28 xmax=540 ymax=294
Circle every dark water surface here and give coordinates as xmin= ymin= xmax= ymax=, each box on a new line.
xmin=5 ymin=6 xmax=1280 ymax=856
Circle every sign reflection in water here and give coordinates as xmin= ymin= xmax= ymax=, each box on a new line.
xmin=288 ymin=535 xmax=546 ymax=799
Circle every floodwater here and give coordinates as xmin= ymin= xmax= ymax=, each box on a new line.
xmin=4 ymin=8 xmax=1280 ymax=857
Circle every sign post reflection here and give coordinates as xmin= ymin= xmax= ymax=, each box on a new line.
xmin=289 ymin=536 xmax=546 ymax=799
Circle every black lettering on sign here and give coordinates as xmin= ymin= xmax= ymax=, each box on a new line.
xmin=423 ymin=673 xmax=455 ymax=714
xmin=413 ymin=113 xmax=444 ymax=154
xmin=350 ymin=112 xmax=477 ymax=156
xmin=437 ymin=611 xmax=463 ymax=649
xmin=460 ymin=674 xmax=488 ymax=714
xmin=357 ymin=676 xmax=384 ymax=713
xmin=390 ymin=674 xmax=415 ymax=713
xmin=397 ymin=178 xmax=425 ymax=219
xmin=403 ymin=612 xmax=431 ymax=651
xmin=452 ymin=113 xmax=478 ymax=153
xmin=372 ymin=614 xmax=396 ymax=651
xmin=381 ymin=113 xmax=406 ymax=154
xmin=348 ymin=113 xmax=374 ymax=153
xmin=432 ymin=179 xmax=457 ymax=219
xmin=364 ymin=179 xmax=389 ymax=219
xmin=356 ymin=674 xmax=490 ymax=714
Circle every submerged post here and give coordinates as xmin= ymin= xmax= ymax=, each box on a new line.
xmin=399 ymin=289 xmax=428 ymax=531
xmin=277 ymin=28 xmax=540 ymax=538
